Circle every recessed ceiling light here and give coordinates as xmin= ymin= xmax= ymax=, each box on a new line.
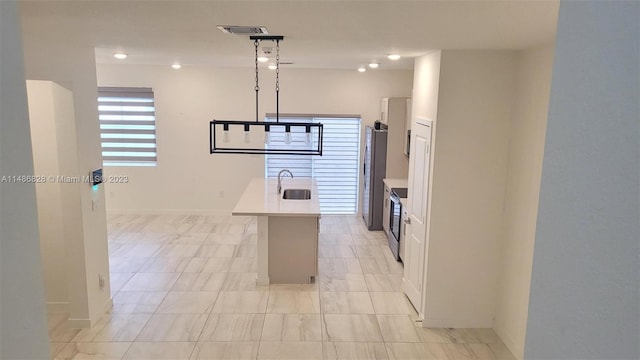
xmin=387 ymin=54 xmax=401 ymax=61
xmin=172 ymin=63 xmax=182 ymax=70
xmin=268 ymin=64 xmax=277 ymax=70
xmin=368 ymin=63 xmax=379 ymax=69
xmin=358 ymin=67 xmax=366 ymax=73
xmin=257 ymin=56 xmax=269 ymax=63
xmin=114 ymin=52 xmax=127 ymax=60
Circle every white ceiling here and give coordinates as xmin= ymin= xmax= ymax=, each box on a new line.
xmin=19 ymin=0 xmax=559 ymax=70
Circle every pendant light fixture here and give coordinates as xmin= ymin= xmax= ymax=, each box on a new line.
xmin=210 ymin=35 xmax=323 ymax=156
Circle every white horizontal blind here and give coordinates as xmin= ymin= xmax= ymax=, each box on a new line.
xmin=265 ymin=116 xmax=361 ymax=214
xmin=313 ymin=118 xmax=361 ymax=214
xmin=265 ymin=117 xmax=314 ymax=178
xmin=98 ymin=87 xmax=157 ymax=166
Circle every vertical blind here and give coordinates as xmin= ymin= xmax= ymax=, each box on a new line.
xmin=98 ymin=87 xmax=157 ymax=166
xmin=265 ymin=116 xmax=361 ymax=214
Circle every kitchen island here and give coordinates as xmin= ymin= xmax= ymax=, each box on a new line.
xmin=232 ymin=178 xmax=320 ymax=285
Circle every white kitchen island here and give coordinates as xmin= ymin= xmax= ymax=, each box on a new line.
xmin=232 ymin=178 xmax=320 ymax=285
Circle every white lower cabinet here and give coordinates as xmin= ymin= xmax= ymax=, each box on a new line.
xmin=267 ymin=216 xmax=319 ymax=284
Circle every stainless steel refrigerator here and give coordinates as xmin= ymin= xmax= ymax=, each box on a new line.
xmin=362 ymin=125 xmax=387 ymax=230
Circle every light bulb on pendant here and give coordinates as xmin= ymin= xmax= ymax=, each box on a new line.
xmin=285 ymin=125 xmax=291 ymax=145
xmin=264 ymin=125 xmax=271 ymax=144
xmin=305 ymin=126 xmax=311 ymax=145
xmin=222 ymin=124 xmax=229 ymax=143
xmin=243 ymin=124 xmax=250 ymax=144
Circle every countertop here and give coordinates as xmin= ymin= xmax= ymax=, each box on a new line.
xmin=383 ymin=178 xmax=408 ymax=189
xmin=232 ymin=178 xmax=321 ymax=217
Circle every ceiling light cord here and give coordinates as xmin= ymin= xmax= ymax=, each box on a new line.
xmin=210 ymin=35 xmax=323 ymax=156
xmin=254 ymin=39 xmax=260 ymax=122
xmin=276 ymin=39 xmax=280 ymax=123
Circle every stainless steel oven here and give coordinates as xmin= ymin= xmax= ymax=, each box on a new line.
xmin=388 ymin=188 xmax=407 ymax=261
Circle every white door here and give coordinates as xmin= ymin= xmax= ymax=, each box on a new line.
xmin=403 ymin=117 xmax=432 ymax=312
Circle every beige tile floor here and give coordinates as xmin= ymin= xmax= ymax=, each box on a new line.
xmin=48 ymin=214 xmax=516 ymax=360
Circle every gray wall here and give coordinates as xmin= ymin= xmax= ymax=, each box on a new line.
xmin=0 ymin=1 xmax=50 ymax=358
xmin=525 ymin=1 xmax=640 ymax=359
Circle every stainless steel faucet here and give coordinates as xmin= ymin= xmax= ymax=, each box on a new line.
xmin=277 ymin=169 xmax=293 ymax=194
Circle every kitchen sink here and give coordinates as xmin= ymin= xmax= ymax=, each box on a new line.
xmin=282 ymin=189 xmax=311 ymax=200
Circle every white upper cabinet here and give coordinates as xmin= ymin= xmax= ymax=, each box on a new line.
xmin=380 ymin=98 xmax=389 ymax=124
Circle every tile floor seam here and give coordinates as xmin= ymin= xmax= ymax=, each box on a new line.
xmin=262 ymin=287 xmax=272 ymax=344
xmin=193 ymin=290 xmax=222 ymax=343
xmin=119 ymin=341 xmax=135 ymax=360
xmin=186 ymin=339 xmax=198 ymax=360
xmin=130 ymin=289 xmax=165 ymax=343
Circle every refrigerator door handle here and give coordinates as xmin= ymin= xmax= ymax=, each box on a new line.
xmin=363 ymin=145 xmax=367 ymax=175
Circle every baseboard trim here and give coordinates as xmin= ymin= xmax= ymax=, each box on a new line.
xmin=67 ymin=298 xmax=114 ymax=329
xmin=422 ymin=317 xmax=494 ymax=328
xmin=67 ymin=317 xmax=91 ymax=329
xmin=494 ymin=326 xmax=523 ymax=360
xmin=107 ymin=209 xmax=231 ymax=216
xmin=98 ymin=298 xmax=113 ymax=318
xmin=46 ymin=301 xmax=69 ymax=314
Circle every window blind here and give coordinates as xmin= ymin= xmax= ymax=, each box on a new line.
xmin=98 ymin=87 xmax=157 ymax=166
xmin=265 ymin=116 xmax=361 ymax=214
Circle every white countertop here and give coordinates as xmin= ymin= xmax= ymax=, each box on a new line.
xmin=383 ymin=178 xmax=408 ymax=189
xmin=232 ymin=178 xmax=321 ymax=217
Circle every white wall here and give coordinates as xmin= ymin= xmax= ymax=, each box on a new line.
xmin=493 ymin=45 xmax=554 ymax=359
xmin=525 ymin=1 xmax=639 ymax=359
xmin=411 ymin=51 xmax=441 ymax=124
xmin=414 ymin=50 xmax=517 ymax=327
xmin=21 ymin=36 xmax=111 ymax=326
xmin=27 ymin=81 xmax=68 ymax=311
xmin=0 ymin=1 xmax=50 ymax=358
xmin=96 ymin=64 xmax=413 ymax=212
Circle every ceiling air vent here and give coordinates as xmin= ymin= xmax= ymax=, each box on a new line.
xmin=217 ymin=25 xmax=269 ymax=35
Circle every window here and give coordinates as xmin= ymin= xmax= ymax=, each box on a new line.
xmin=265 ymin=115 xmax=361 ymax=214
xmin=97 ymin=87 xmax=157 ymax=166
